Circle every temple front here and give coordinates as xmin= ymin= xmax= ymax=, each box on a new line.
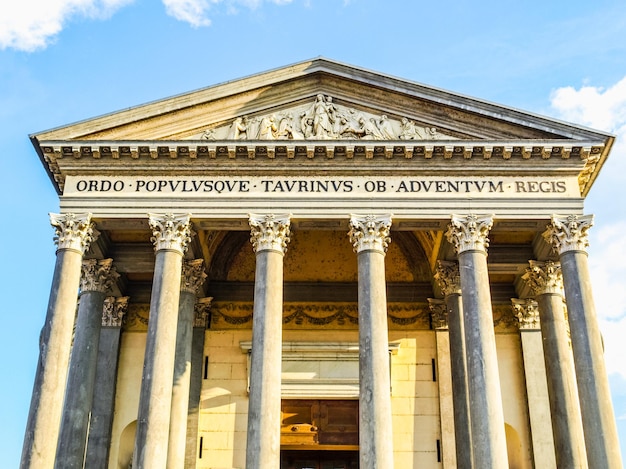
xmin=22 ymin=58 xmax=622 ymax=469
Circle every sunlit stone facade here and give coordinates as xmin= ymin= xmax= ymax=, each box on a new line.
xmin=22 ymin=59 xmax=622 ymax=469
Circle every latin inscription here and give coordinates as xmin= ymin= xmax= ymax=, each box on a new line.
xmin=65 ymin=176 xmax=575 ymax=198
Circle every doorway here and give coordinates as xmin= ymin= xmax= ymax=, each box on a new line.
xmin=281 ymin=450 xmax=359 ymax=469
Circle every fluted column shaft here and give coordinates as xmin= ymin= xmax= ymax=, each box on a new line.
xmin=85 ymin=296 xmax=129 ymax=468
xmin=446 ymin=214 xmax=508 ymax=468
xmin=545 ymin=214 xmax=623 ymax=468
xmin=349 ymin=214 xmax=394 ymax=469
xmin=245 ymin=214 xmax=291 ymax=469
xmin=434 ymin=261 xmax=471 ymax=469
xmin=21 ymin=213 xmax=96 ymax=469
xmin=134 ymin=213 xmax=192 ymax=469
xmin=523 ymin=261 xmax=587 ymax=468
xmin=55 ymin=259 xmax=118 ymax=469
xmin=167 ymin=260 xmax=206 ymax=469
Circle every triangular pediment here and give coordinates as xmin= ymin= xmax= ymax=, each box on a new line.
xmin=31 ymin=58 xmax=614 ymax=196
xmin=32 ymin=58 xmax=611 ymax=143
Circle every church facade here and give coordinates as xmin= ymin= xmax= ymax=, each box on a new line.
xmin=22 ymin=59 xmax=622 ymax=468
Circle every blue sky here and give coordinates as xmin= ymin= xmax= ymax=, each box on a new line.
xmin=1 ymin=0 xmax=626 ymax=466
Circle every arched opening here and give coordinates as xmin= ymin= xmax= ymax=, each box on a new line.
xmin=505 ymin=423 xmax=523 ymax=469
xmin=117 ymin=420 xmax=136 ymax=469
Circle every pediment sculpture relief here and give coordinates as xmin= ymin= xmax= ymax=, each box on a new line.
xmin=196 ymin=94 xmax=453 ymax=141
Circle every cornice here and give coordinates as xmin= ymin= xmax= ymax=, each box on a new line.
xmin=38 ymin=140 xmax=603 ymax=194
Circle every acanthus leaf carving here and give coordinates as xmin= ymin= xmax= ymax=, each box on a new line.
xmin=543 ymin=214 xmax=593 ymax=254
xmin=348 ymin=214 xmax=392 ymax=254
xmin=445 ymin=213 xmax=494 ymax=254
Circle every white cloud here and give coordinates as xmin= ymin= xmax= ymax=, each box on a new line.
xmin=550 ymin=77 xmax=626 ymax=379
xmin=0 ymin=0 xmax=132 ymax=52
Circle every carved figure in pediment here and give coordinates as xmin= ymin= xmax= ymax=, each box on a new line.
xmin=398 ymin=117 xmax=425 ymax=140
xmin=227 ymin=116 xmax=248 ymax=139
xmin=201 ymin=128 xmax=216 ymax=140
xmin=308 ymin=94 xmax=336 ymax=139
xmin=257 ymin=115 xmax=278 ymax=140
xmin=377 ymin=115 xmax=395 ymax=139
xmin=338 ymin=116 xmax=365 ymax=139
xmin=277 ymin=112 xmax=304 ymax=139
xmin=360 ymin=117 xmax=384 ymax=140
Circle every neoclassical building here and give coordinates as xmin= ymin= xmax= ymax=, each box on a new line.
xmin=22 ymin=59 xmax=622 ymax=469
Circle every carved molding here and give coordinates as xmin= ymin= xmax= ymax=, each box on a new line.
xmin=446 ymin=213 xmax=494 ymax=254
xmin=181 ymin=259 xmax=207 ymax=294
xmin=209 ymin=302 xmax=430 ymax=329
xmin=248 ymin=213 xmax=291 ymax=254
xmin=348 ymin=214 xmax=392 ymax=254
xmin=428 ymin=299 xmax=448 ymax=329
xmin=148 ymin=213 xmax=193 ymax=254
xmin=102 ymin=296 xmax=129 ymax=327
xmin=511 ymin=298 xmax=540 ymax=330
xmin=80 ymin=258 xmax=119 ymax=293
xmin=194 ymin=297 xmax=213 ymax=328
xmin=434 ymin=260 xmax=461 ymax=296
xmin=543 ymin=214 xmax=593 ymax=254
xmin=523 ymin=260 xmax=563 ymax=296
xmin=50 ymin=212 xmax=97 ymax=254
xmin=492 ymin=304 xmax=518 ymax=331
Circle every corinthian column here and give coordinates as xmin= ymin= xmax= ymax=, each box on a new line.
xmin=245 ymin=213 xmax=291 ymax=469
xmin=434 ymin=261 xmax=471 ymax=469
xmin=522 ymin=261 xmax=587 ymax=468
xmin=445 ymin=214 xmax=508 ymax=468
xmin=511 ymin=298 xmax=557 ymax=469
xmin=21 ymin=213 xmax=96 ymax=469
xmin=544 ymin=214 xmax=623 ymax=468
xmin=85 ymin=296 xmax=129 ymax=468
xmin=55 ymin=259 xmax=118 ymax=469
xmin=348 ymin=214 xmax=394 ymax=469
xmin=167 ymin=259 xmax=206 ymax=469
xmin=134 ymin=213 xmax=192 ymax=469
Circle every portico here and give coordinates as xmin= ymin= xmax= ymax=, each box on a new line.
xmin=22 ymin=58 xmax=621 ymax=468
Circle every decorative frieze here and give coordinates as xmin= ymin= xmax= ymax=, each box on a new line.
xmin=523 ymin=260 xmax=564 ymax=296
xmin=511 ymin=298 xmax=540 ymax=330
xmin=193 ymin=297 xmax=213 ymax=328
xmin=50 ymin=212 xmax=97 ymax=254
xmin=180 ymin=259 xmax=207 ymax=294
xmin=445 ymin=213 xmax=494 ymax=254
xmin=348 ymin=214 xmax=392 ymax=254
xmin=102 ymin=296 xmax=129 ymax=327
xmin=80 ymin=259 xmax=118 ymax=293
xmin=148 ymin=213 xmax=192 ymax=254
xmin=248 ymin=213 xmax=291 ymax=254
xmin=434 ymin=260 xmax=461 ymax=296
xmin=543 ymin=214 xmax=594 ymax=254
xmin=428 ymin=299 xmax=449 ymax=329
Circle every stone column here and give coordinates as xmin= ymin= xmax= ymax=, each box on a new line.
xmin=511 ymin=298 xmax=557 ymax=469
xmin=167 ymin=260 xmax=207 ymax=469
xmin=544 ymin=214 xmax=623 ymax=468
xmin=85 ymin=296 xmax=129 ymax=468
xmin=445 ymin=214 xmax=508 ymax=468
xmin=522 ymin=261 xmax=587 ymax=467
xmin=348 ymin=214 xmax=394 ymax=469
xmin=21 ymin=213 xmax=96 ymax=469
xmin=134 ymin=213 xmax=192 ymax=469
xmin=55 ymin=259 xmax=118 ymax=469
xmin=245 ymin=213 xmax=291 ymax=469
xmin=185 ymin=297 xmax=212 ymax=467
xmin=428 ymin=300 xmax=456 ymax=469
xmin=434 ymin=261 xmax=471 ymax=469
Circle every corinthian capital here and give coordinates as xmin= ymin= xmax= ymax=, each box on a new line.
xmin=80 ymin=259 xmax=119 ymax=293
xmin=148 ymin=213 xmax=192 ymax=254
xmin=445 ymin=214 xmax=494 ymax=254
xmin=102 ymin=296 xmax=129 ymax=327
xmin=434 ymin=260 xmax=461 ymax=296
xmin=248 ymin=213 xmax=291 ymax=254
xmin=50 ymin=212 xmax=97 ymax=254
xmin=194 ymin=297 xmax=213 ymax=328
xmin=181 ymin=259 xmax=207 ymax=294
xmin=543 ymin=214 xmax=594 ymax=254
xmin=511 ymin=298 xmax=540 ymax=330
xmin=348 ymin=214 xmax=392 ymax=254
xmin=428 ymin=298 xmax=448 ymax=329
xmin=523 ymin=260 xmax=563 ymax=296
